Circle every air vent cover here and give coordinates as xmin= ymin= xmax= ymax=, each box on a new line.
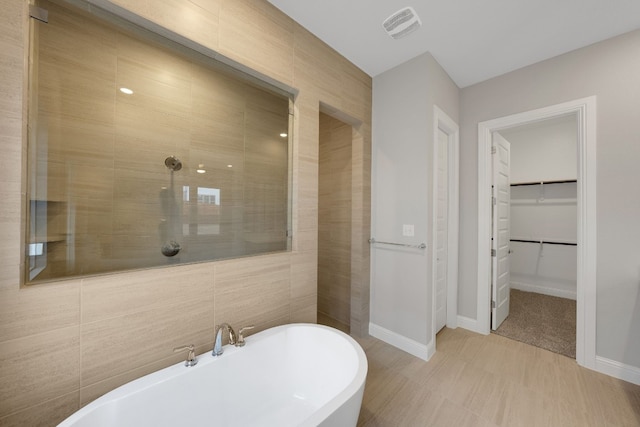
xmin=382 ymin=7 xmax=422 ymax=40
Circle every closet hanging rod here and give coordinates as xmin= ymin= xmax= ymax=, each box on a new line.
xmin=510 ymin=239 xmax=577 ymax=246
xmin=369 ymin=238 xmax=426 ymax=249
xmin=510 ymin=179 xmax=577 ymax=187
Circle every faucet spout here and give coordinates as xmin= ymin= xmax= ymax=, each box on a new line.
xmin=212 ymin=323 xmax=236 ymax=356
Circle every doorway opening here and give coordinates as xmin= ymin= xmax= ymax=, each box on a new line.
xmin=317 ymin=111 xmax=353 ymax=334
xmin=491 ymin=115 xmax=579 ymax=358
xmin=314 ymin=102 xmax=370 ymax=338
xmin=476 ymin=97 xmax=597 ymax=369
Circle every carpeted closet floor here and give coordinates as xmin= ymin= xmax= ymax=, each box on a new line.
xmin=493 ymin=289 xmax=576 ymax=358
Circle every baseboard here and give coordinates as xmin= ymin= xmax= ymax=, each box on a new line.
xmin=511 ymin=281 xmax=576 ymax=300
xmin=595 ymin=356 xmax=640 ymax=386
xmin=369 ymin=323 xmax=432 ymax=361
xmin=426 ymin=336 xmax=435 ymax=360
xmin=457 ymin=315 xmax=488 ymax=335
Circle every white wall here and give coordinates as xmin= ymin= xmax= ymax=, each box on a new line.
xmin=459 ymin=29 xmax=640 ymax=369
xmin=500 ymin=115 xmax=577 ymax=183
xmin=371 ymin=52 xmax=459 ymax=357
xmin=500 ymin=118 xmax=578 ymax=299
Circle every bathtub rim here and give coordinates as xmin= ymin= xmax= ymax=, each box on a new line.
xmin=286 ymin=323 xmax=368 ymax=426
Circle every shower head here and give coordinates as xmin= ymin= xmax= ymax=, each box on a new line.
xmin=161 ymin=240 xmax=181 ymax=257
xmin=165 ymin=156 xmax=182 ymax=171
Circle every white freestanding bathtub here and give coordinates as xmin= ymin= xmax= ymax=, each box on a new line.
xmin=58 ymin=323 xmax=368 ymax=427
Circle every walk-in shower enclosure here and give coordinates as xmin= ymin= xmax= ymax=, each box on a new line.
xmin=26 ymin=0 xmax=293 ymax=283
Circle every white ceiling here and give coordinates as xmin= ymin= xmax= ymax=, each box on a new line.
xmin=267 ymin=0 xmax=640 ymax=88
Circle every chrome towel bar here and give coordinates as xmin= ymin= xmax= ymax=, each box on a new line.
xmin=369 ymin=238 xmax=426 ymax=250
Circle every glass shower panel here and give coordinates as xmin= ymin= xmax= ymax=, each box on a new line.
xmin=26 ymin=0 xmax=293 ymax=283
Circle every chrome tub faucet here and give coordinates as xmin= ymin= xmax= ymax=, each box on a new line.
xmin=212 ymin=323 xmax=237 ymax=356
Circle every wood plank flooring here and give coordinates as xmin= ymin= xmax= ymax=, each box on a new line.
xmin=347 ymin=326 xmax=640 ymax=426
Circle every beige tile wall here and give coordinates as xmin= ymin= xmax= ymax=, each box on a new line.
xmin=318 ymin=113 xmax=352 ymax=326
xmin=0 ymin=0 xmax=371 ymax=425
xmin=350 ymin=123 xmax=372 ymax=336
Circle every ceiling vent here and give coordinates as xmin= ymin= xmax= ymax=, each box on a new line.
xmin=382 ymin=7 xmax=422 ymax=40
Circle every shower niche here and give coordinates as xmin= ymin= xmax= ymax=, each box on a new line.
xmin=25 ymin=0 xmax=294 ymax=283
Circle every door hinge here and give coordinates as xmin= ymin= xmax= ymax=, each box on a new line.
xmin=491 ymin=146 xmax=497 ymax=154
xmin=491 ymin=249 xmax=496 ymax=257
xmin=29 ymin=5 xmax=49 ymax=23
xmin=491 ymin=300 xmax=496 ymax=309
xmin=492 ymin=196 xmax=496 ymax=206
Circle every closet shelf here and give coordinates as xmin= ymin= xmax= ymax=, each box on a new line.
xmin=510 ymin=238 xmax=577 ymax=246
xmin=511 ymin=198 xmax=576 ymax=205
xmin=510 ymin=179 xmax=576 ymax=187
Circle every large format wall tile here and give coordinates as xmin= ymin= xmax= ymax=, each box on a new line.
xmin=110 ymin=0 xmax=221 ymax=51
xmin=81 ymin=296 xmax=214 ymax=385
xmin=219 ymin=0 xmax=294 ymax=86
xmin=0 ymin=40 xmax=23 ymax=120
xmin=339 ymin=60 xmax=372 ymax=122
xmin=0 ymin=280 xmax=80 ymax=342
xmin=293 ymin=24 xmax=343 ymax=108
xmin=0 ymin=391 xmax=79 ymax=427
xmin=290 ymin=251 xmax=317 ymax=324
xmin=0 ymin=326 xmax=80 ymax=417
xmin=214 ymin=253 xmax=291 ymax=332
xmin=81 ymin=263 xmax=214 ymax=323
xmin=0 ymin=189 xmax=21 ymax=289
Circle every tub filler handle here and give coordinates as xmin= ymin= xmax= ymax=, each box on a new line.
xmin=235 ymin=325 xmax=255 ymax=347
xmin=173 ymin=344 xmax=198 ymax=367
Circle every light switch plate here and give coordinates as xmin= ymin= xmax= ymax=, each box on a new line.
xmin=402 ymin=224 xmax=414 ymax=237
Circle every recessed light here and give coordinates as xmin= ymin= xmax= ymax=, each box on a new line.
xmin=119 ymin=87 xmax=133 ymax=95
xmin=197 ymin=164 xmax=206 ymax=174
xmin=280 ymin=132 xmax=288 ymax=138
xmin=227 ymin=164 xmax=233 ymax=168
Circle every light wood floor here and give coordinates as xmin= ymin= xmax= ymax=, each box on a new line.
xmin=317 ymin=314 xmax=640 ymax=427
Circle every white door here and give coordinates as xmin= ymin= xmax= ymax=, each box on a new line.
xmin=491 ymin=133 xmax=511 ymax=330
xmin=435 ymin=129 xmax=449 ymax=333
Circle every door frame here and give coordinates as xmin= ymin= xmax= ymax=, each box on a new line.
xmin=431 ymin=106 xmax=459 ymax=343
xmin=476 ymin=96 xmax=597 ymax=369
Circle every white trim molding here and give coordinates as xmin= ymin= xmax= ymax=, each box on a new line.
xmin=369 ymin=323 xmax=433 ymax=361
xmin=431 ymin=106 xmax=460 ymax=347
xmin=476 ymin=96 xmax=597 ymax=370
xmin=595 ymin=357 xmax=640 ymax=386
xmin=457 ymin=315 xmax=482 ymax=334
xmin=510 ymin=280 xmax=577 ymax=300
